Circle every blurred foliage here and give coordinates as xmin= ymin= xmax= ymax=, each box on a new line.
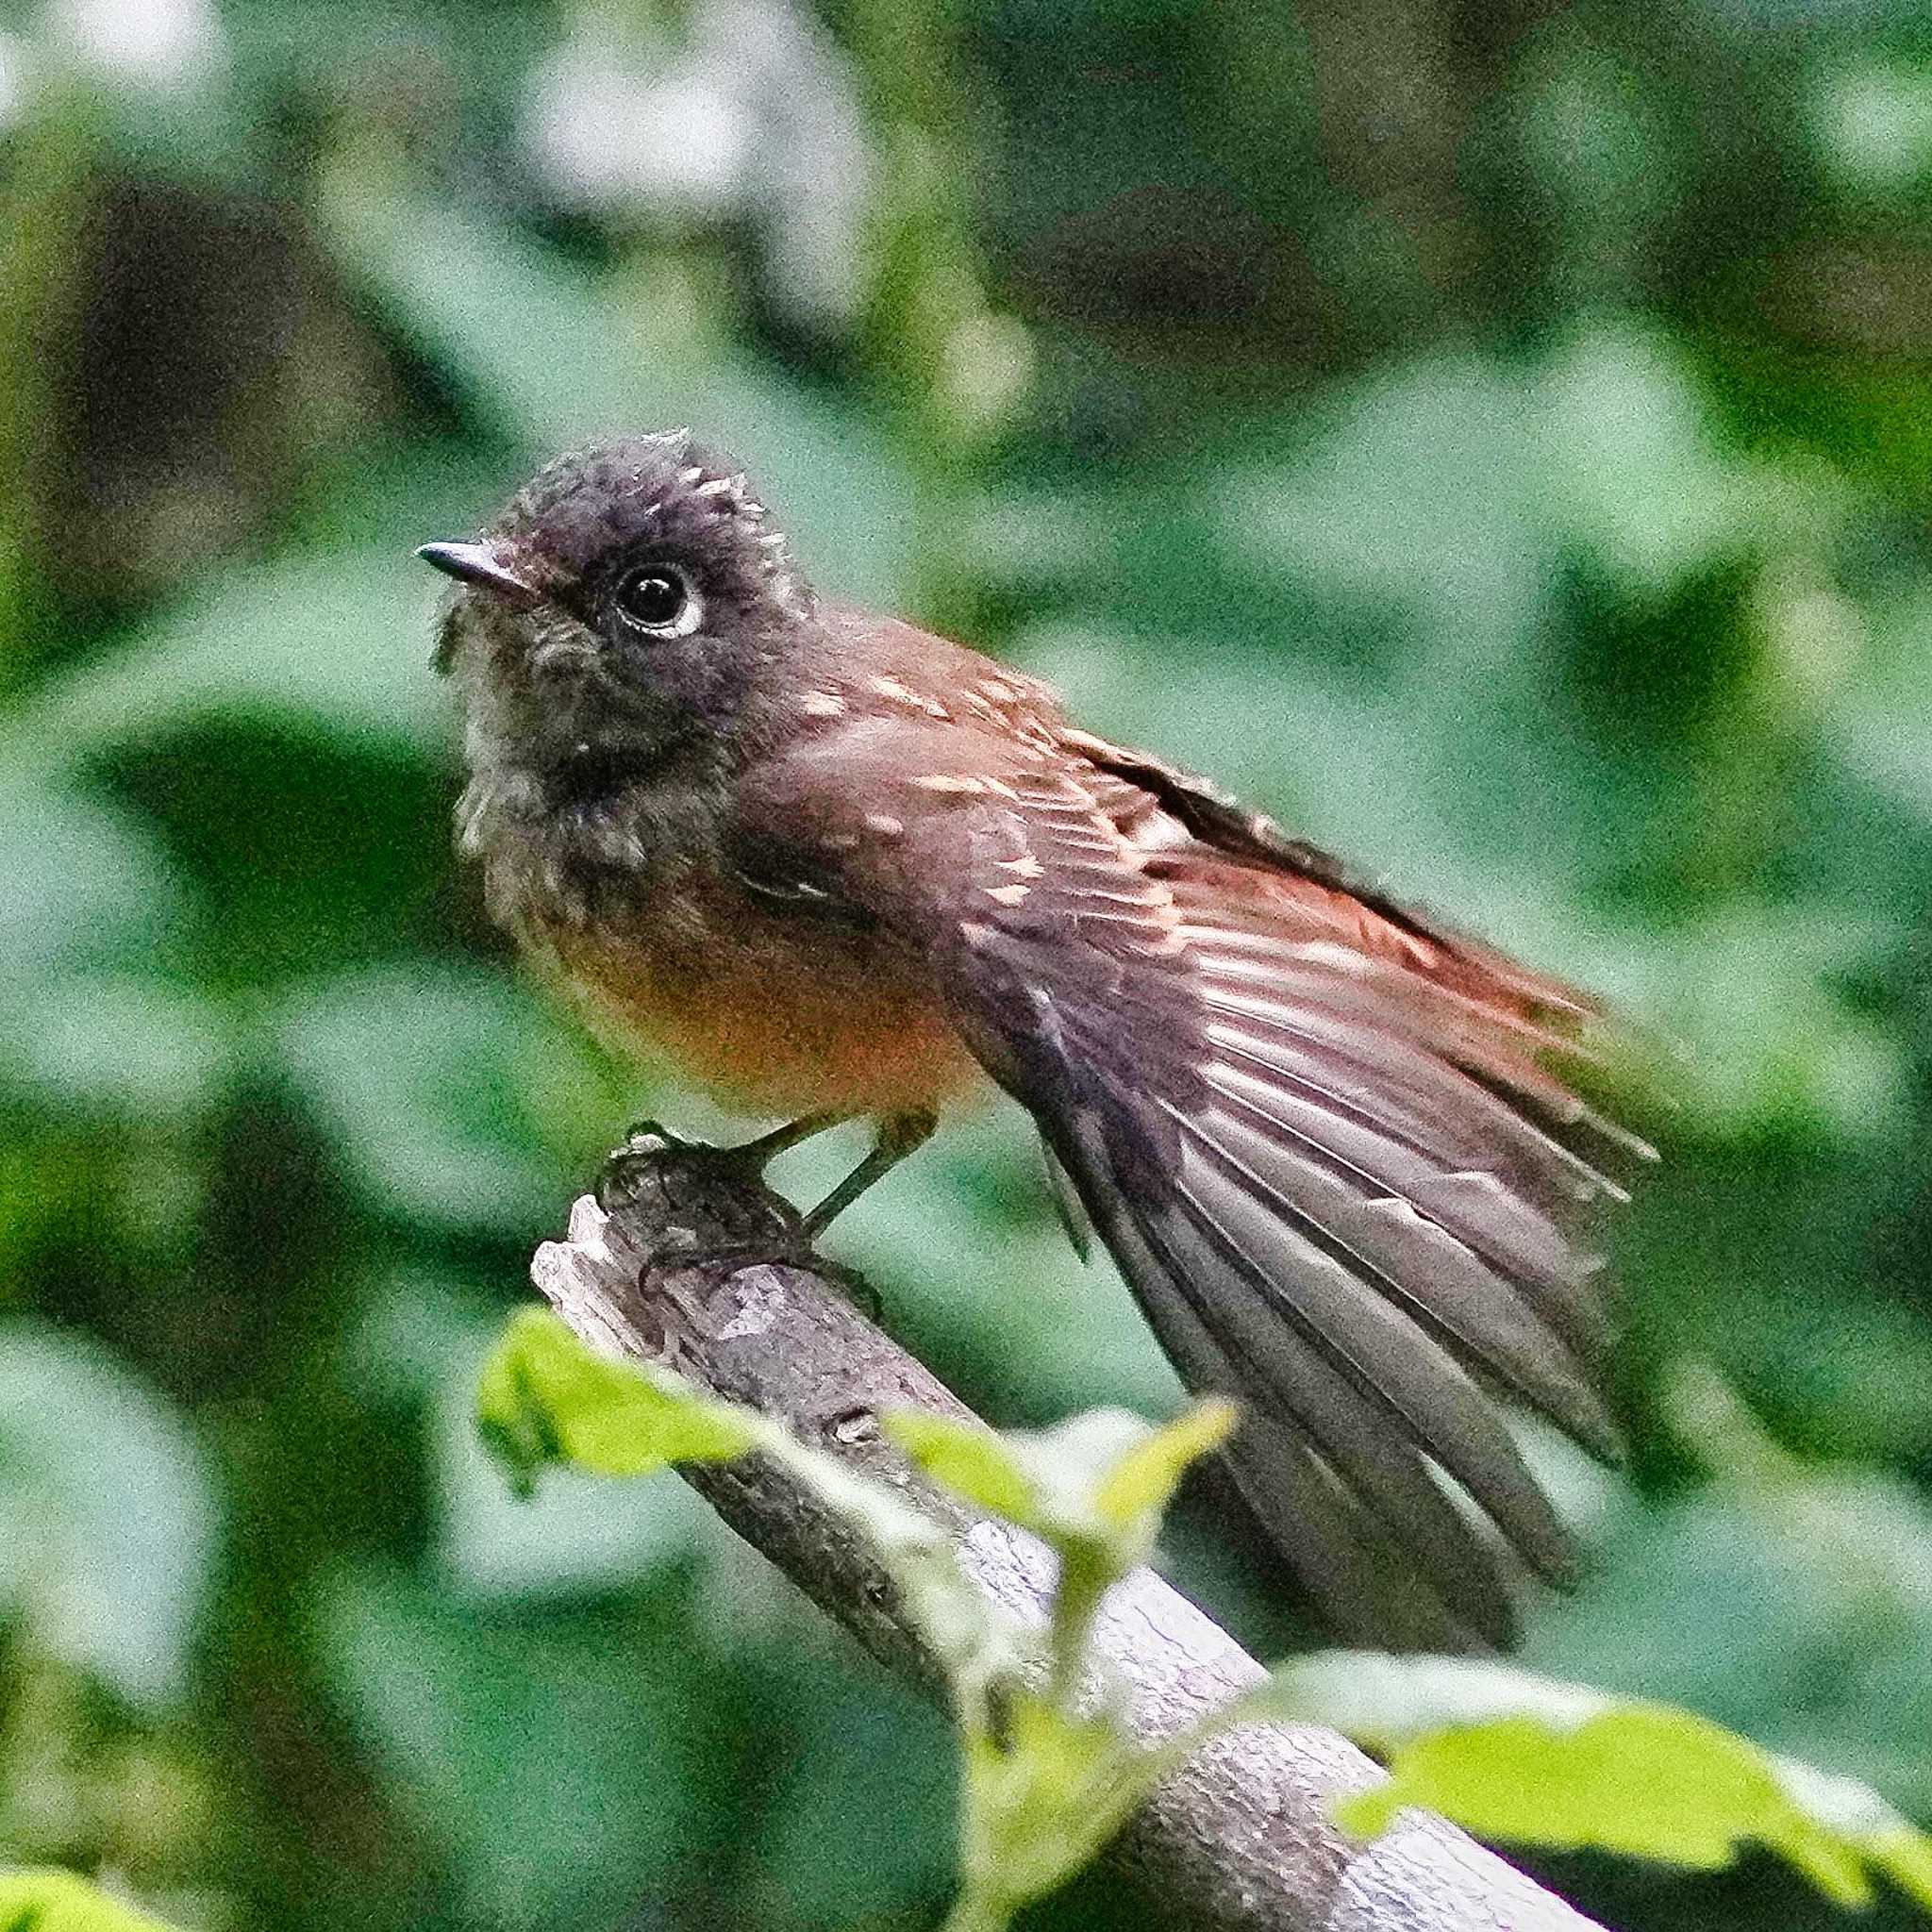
xmin=2 ymin=0 xmax=1932 ymax=1927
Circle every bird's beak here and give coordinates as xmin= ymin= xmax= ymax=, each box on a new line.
xmin=414 ymin=540 xmax=540 ymax=606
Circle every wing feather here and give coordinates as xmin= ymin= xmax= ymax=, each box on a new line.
xmin=735 ymin=716 xmax=1642 ymax=1648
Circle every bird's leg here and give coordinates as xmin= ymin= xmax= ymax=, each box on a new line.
xmin=719 ymin=1109 xmax=852 ymax=1172
xmin=598 ymin=1111 xmax=850 ymax=1217
xmin=803 ymin=1108 xmax=938 ymax=1237
xmin=594 ymin=1110 xmax=929 ymax=1296
xmin=608 ymin=1108 xmax=846 ymax=1175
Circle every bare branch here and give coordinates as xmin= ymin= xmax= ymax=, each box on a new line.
xmin=529 ymin=1139 xmax=1602 ymax=1932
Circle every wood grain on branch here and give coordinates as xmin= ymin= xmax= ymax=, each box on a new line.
xmin=528 ymin=1135 xmax=1602 ymax=1932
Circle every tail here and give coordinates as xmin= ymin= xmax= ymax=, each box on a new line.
xmin=1033 ymin=858 xmax=1637 ymax=1649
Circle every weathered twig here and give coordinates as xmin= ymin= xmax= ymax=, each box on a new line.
xmin=530 ymin=1139 xmax=1602 ymax=1932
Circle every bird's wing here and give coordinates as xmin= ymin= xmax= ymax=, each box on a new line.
xmin=1057 ymin=724 xmax=1628 ymax=1031
xmin=733 ymin=716 xmax=1638 ymax=1650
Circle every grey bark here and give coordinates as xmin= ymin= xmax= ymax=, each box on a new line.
xmin=528 ymin=1135 xmax=1602 ymax=1932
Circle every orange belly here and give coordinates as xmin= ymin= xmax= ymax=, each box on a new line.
xmin=540 ymin=908 xmax=984 ymax=1119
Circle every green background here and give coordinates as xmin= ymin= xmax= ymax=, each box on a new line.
xmin=4 ymin=0 xmax=1932 ymax=1925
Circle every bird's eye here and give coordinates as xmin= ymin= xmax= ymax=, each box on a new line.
xmin=611 ymin=562 xmax=701 ymax=637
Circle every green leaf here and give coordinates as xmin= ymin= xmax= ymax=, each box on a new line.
xmin=0 ymin=1323 xmax=221 ymax=1709
xmin=345 ymin=1270 xmax=709 ymax=1595
xmin=314 ymin=180 xmax=916 ymax=606
xmin=1536 ymin=321 xmax=1759 ymax=598
xmin=0 ymin=785 xmax=185 ymax=990
xmin=1220 ymin=357 xmax=1545 ymax=657
xmin=1090 ymin=1400 xmax=1238 ymax=1530
xmin=1607 ymin=904 xmax=1910 ymax=1142
xmin=957 ymin=1689 xmax=1153 ymax=1917
xmin=1812 ymin=59 xmax=1932 ymax=198
xmin=886 ymin=1401 xmax=1234 ymax=1572
xmin=1253 ymin=1652 xmax=1932 ymax=1909
xmin=1528 ymin=1363 xmax=1932 ymax=1814
xmin=889 ymin=1400 xmax=1237 ymax=1774
xmin=880 ymin=1412 xmax=1040 ymax=1524
xmin=0 ymin=1869 xmax=184 ymax=1932
xmin=1 ymin=975 xmax=232 ymax=1124
xmin=473 ymin=1291 xmax=1008 ymax=1696
xmin=748 ymin=1647 xmax=957 ymax=1924
xmin=0 ymin=550 xmax=441 ymax=794
xmin=275 ymin=963 xmax=632 ymax=1236
xmin=475 ymin=1307 xmax=758 ymax=1496
xmin=315 ymin=1567 xmax=733 ymax=1931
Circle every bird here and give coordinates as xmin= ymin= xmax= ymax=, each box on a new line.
xmin=419 ymin=429 xmax=1649 ymax=1652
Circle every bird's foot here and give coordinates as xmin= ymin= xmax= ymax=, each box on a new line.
xmin=606 ymin=1111 xmax=845 ymax=1195
xmin=595 ymin=1121 xmax=887 ymax=1317
xmin=597 ymin=1122 xmax=820 ymax=1270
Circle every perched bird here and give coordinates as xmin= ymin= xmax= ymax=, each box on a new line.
xmin=421 ymin=431 xmax=1648 ymax=1651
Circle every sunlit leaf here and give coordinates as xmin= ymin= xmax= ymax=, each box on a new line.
xmin=1530 ymin=1366 xmax=1932 ymax=1814
xmin=1826 ymin=590 xmax=1932 ymax=824
xmin=475 ymin=1307 xmax=757 ymax=1495
xmin=1220 ymin=357 xmax=1545 ymax=657
xmin=881 ymin=1412 xmax=1040 ymax=1524
xmin=475 ymin=1240 xmax=1009 ymax=1693
xmin=958 ymin=1690 xmax=1148 ymax=1914
xmin=886 ymin=1401 xmax=1232 ymax=1574
xmin=346 ymin=1270 xmax=710 ymax=1595
xmin=0 ymin=1868 xmax=184 ymax=1932
xmin=439 ymin=1325 xmax=708 ymax=1596
xmin=1253 ymin=1652 xmax=1932 ymax=1908
xmin=1090 ymin=1400 xmax=1237 ymax=1529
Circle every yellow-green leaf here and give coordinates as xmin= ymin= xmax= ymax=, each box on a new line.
xmin=1255 ymin=1652 xmax=1932 ymax=1910
xmin=0 ymin=1869 xmax=184 ymax=1932
xmin=1090 ymin=1399 xmax=1238 ymax=1530
xmin=958 ymin=1689 xmax=1149 ymax=1911
xmin=882 ymin=1411 xmax=1039 ymax=1524
xmin=888 ymin=1402 xmax=1234 ymax=1572
xmin=475 ymin=1306 xmax=759 ymax=1493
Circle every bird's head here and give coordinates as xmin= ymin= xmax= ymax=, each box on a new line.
xmin=421 ymin=432 xmax=815 ymax=778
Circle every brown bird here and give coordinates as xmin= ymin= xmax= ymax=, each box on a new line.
xmin=421 ymin=431 xmax=1647 ymax=1651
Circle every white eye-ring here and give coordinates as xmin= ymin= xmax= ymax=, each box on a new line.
xmin=610 ymin=561 xmax=703 ymax=638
